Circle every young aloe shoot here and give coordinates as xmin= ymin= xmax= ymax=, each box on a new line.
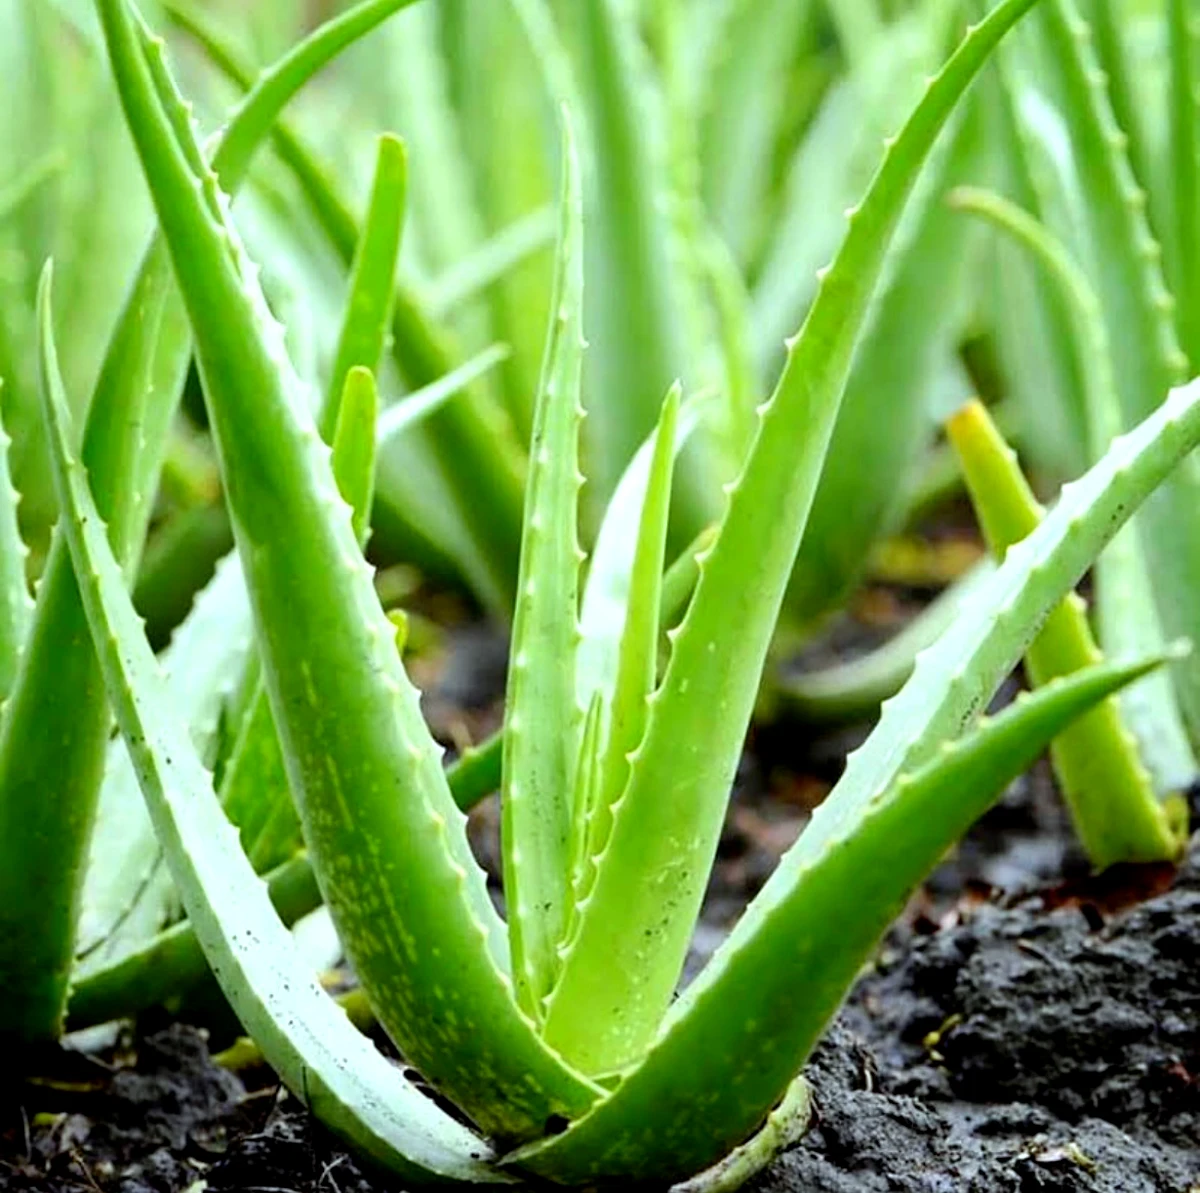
xmin=948 ymin=398 xmax=1187 ymax=868
xmin=71 ymin=0 xmax=1200 ymax=1185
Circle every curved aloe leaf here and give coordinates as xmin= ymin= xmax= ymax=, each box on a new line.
xmin=37 ymin=279 xmax=509 ymax=1185
xmin=94 ymin=0 xmax=596 ymax=1137
xmin=518 ymin=650 xmax=1170 ymax=1182
xmin=779 ymin=564 xmax=994 ymax=725
xmin=542 ymin=0 xmax=1047 ymax=1078
xmin=576 ymin=391 xmax=704 ymax=723
xmin=947 ymin=398 xmax=1182 ymax=866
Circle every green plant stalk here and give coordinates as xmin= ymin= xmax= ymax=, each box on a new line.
xmin=541 ymin=0 xmax=1048 ymax=1077
xmin=500 ymin=114 xmax=586 ymax=1018
xmin=947 ymin=398 xmax=1182 ymax=867
xmin=94 ymin=0 xmax=596 ymax=1138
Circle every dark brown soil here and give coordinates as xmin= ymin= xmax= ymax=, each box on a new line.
xmin=3 ymin=622 xmax=1199 ymax=1192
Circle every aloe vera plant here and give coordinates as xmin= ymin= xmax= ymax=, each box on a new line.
xmin=28 ymin=0 xmax=1200 ymax=1185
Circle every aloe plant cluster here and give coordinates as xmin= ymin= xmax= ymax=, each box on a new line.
xmin=4 ymin=0 xmax=1200 ymax=1188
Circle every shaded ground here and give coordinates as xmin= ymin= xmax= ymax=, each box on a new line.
xmin=3 ymin=613 xmax=1198 ymax=1192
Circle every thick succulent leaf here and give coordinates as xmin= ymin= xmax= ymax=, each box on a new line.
xmin=333 ymin=367 xmax=380 ymax=544
xmin=501 ymin=113 xmax=586 ymax=1017
xmin=37 ymin=300 xmax=510 ymax=1186
xmin=542 ymin=0 xmax=1047 ymax=1078
xmin=519 ymin=651 xmax=1170 ymax=1183
xmin=947 ymin=398 xmax=1181 ymax=866
xmin=95 ymin=0 xmax=595 ymax=1137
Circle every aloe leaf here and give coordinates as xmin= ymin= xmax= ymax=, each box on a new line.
xmin=573 ymin=385 xmax=680 ymax=917
xmin=542 ymin=0 xmax=1046 ymax=1078
xmin=324 ymin=134 xmax=407 ymax=441
xmin=37 ymin=290 xmax=509 ymax=1185
xmin=95 ymin=0 xmax=595 ymax=1136
xmin=501 ymin=111 xmax=586 ymax=1018
xmin=577 ymin=392 xmax=704 ymax=716
xmin=188 ymin=129 xmax=401 ymax=862
xmin=518 ymin=649 xmax=1170 ymax=1184
xmin=948 ymin=399 xmax=1182 ymax=866
xmin=333 ymin=368 xmax=380 ymax=544
xmin=780 ymin=564 xmax=994 ymax=725
xmin=949 ymin=183 xmax=1196 ymax=797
